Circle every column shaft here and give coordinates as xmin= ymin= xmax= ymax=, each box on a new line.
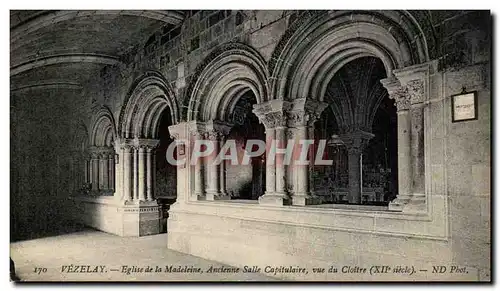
xmin=275 ymin=127 xmax=286 ymax=193
xmin=146 ymin=148 xmax=153 ymax=201
xmin=206 ymin=136 xmax=220 ymax=200
xmin=219 ymin=137 xmax=227 ymax=195
xmin=133 ymin=147 xmax=139 ymax=200
xmin=123 ymin=147 xmax=133 ymax=201
xmin=398 ymin=110 xmax=412 ymax=196
xmin=91 ymin=156 xmax=99 ymax=191
xmin=138 ymin=147 xmax=146 ymax=201
xmin=108 ymin=155 xmax=114 ymax=191
xmin=347 ymin=150 xmax=362 ymax=204
xmin=295 ymin=126 xmax=310 ymax=195
xmin=194 ymin=135 xmax=204 ymax=196
xmin=265 ymin=128 xmax=276 ymax=194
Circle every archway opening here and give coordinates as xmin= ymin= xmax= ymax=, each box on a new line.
xmin=155 ymin=108 xmax=177 ymax=232
xmin=225 ymin=91 xmax=266 ymax=200
xmin=314 ymin=56 xmax=397 ymax=205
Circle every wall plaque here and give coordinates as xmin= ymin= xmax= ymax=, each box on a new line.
xmin=451 ymin=91 xmax=478 ymax=122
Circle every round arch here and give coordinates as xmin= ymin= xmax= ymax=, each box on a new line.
xmin=90 ymin=105 xmax=116 ymax=147
xmin=184 ymin=42 xmax=269 ymax=122
xmin=119 ymin=71 xmax=180 ymax=139
xmin=268 ymin=10 xmax=431 ymax=101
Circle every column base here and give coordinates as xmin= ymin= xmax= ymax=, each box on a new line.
xmin=258 ymin=192 xmax=291 ymax=206
xmin=292 ymin=193 xmax=320 ymax=206
xmin=389 ymin=193 xmax=426 ymax=212
xmin=121 ymin=202 xmax=161 ymax=237
xmin=205 ymin=191 xmax=230 ymax=201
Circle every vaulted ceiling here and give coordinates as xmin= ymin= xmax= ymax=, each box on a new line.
xmin=10 ymin=10 xmax=185 ymax=92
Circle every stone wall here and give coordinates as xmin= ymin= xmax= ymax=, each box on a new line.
xmin=11 ymin=88 xmax=89 ymax=240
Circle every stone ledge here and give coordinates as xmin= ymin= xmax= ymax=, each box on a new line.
xmin=69 ymin=195 xmax=119 ymax=205
xmin=169 ymin=196 xmax=448 ymax=241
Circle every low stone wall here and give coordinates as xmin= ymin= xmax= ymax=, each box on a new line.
xmin=69 ymin=196 xmax=161 ymax=237
xmin=167 ymin=199 xmax=480 ymax=281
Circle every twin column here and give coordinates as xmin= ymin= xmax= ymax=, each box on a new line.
xmin=120 ymin=139 xmax=159 ymax=203
xmin=190 ymin=121 xmax=232 ymax=201
xmin=253 ymin=99 xmax=327 ymax=206
xmin=88 ymin=146 xmax=115 ymax=194
xmin=381 ymin=76 xmax=426 ymax=211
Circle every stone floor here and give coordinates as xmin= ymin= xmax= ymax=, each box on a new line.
xmin=10 ymin=228 xmax=275 ymax=282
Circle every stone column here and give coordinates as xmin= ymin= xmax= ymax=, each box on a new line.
xmin=200 ymin=121 xmax=231 ymax=201
xmin=287 ymin=98 xmax=327 ymax=206
xmin=146 ymin=147 xmax=154 ymax=201
xmin=340 ymin=130 xmax=374 ymax=204
xmin=91 ymin=152 xmax=99 ymax=191
xmin=219 ymin=135 xmax=227 ymax=196
xmin=84 ymin=158 xmax=89 ymax=185
xmin=123 ymin=145 xmax=133 ymax=202
xmin=101 ymin=153 xmax=108 ymax=190
xmin=253 ymin=101 xmax=291 ymax=206
xmin=108 ymin=153 xmax=114 ymax=191
xmin=265 ymin=127 xmax=276 ymax=195
xmin=133 ymin=146 xmax=139 ymax=200
xmin=381 ymin=77 xmax=412 ymax=209
xmin=133 ymin=139 xmax=160 ymax=203
xmin=192 ymin=132 xmax=205 ymax=198
xmin=138 ymin=146 xmax=146 ymax=201
xmin=205 ymin=130 xmax=220 ymax=199
xmin=407 ymin=80 xmax=426 ymax=194
xmin=275 ymin=125 xmax=286 ymax=194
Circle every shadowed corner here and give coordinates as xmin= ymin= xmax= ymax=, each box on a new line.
xmin=10 ymin=257 xmax=20 ymax=282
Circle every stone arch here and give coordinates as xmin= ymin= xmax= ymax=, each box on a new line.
xmin=90 ymin=105 xmax=116 ymax=147
xmin=119 ymin=71 xmax=180 ymax=138
xmin=268 ymin=10 xmax=431 ymax=101
xmin=184 ymin=42 xmax=269 ymax=122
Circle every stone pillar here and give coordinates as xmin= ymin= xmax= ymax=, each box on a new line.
xmin=146 ymin=147 xmax=153 ymax=201
xmin=192 ymin=132 xmax=205 ymax=198
xmin=134 ymin=139 xmax=160 ymax=203
xmin=108 ymin=154 xmax=114 ymax=191
xmin=132 ymin=146 xmax=139 ymax=200
xmin=253 ymin=100 xmax=292 ymax=206
xmin=197 ymin=122 xmax=231 ymax=201
xmin=101 ymin=154 xmax=108 ymax=190
xmin=340 ymin=130 xmax=374 ymax=204
xmin=123 ymin=145 xmax=133 ymax=202
xmin=407 ymin=80 xmax=426 ymax=194
xmin=287 ymin=98 xmax=327 ymax=206
xmin=205 ymin=130 xmax=220 ymax=199
xmin=84 ymin=158 xmax=89 ymax=185
xmin=264 ymin=127 xmax=276 ymax=194
xmin=219 ymin=135 xmax=227 ymax=196
xmin=381 ymin=77 xmax=412 ymax=209
xmin=138 ymin=146 xmax=146 ymax=201
xmin=275 ymin=126 xmax=286 ymax=194
xmin=91 ymin=152 xmax=99 ymax=191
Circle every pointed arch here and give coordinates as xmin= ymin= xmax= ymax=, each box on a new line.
xmin=183 ymin=42 xmax=269 ymax=122
xmin=118 ymin=71 xmax=180 ymax=139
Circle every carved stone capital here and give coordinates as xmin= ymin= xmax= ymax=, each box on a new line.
xmin=287 ymin=98 xmax=328 ymax=127
xmin=253 ymin=100 xmax=291 ymax=129
xmin=406 ymin=79 xmax=425 ymax=104
xmin=339 ymin=130 xmax=374 ymax=154
xmin=380 ymin=77 xmax=410 ymax=112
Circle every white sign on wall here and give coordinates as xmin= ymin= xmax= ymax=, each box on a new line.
xmin=451 ymin=91 xmax=478 ymax=122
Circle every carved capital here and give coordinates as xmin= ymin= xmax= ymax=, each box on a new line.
xmin=253 ymin=100 xmax=291 ymax=129
xmin=406 ymin=79 xmax=425 ymax=104
xmin=380 ymin=78 xmax=410 ymax=112
xmin=340 ymin=130 xmax=374 ymax=154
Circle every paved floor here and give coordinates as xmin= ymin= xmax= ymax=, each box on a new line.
xmin=10 ymin=228 xmax=275 ymax=282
